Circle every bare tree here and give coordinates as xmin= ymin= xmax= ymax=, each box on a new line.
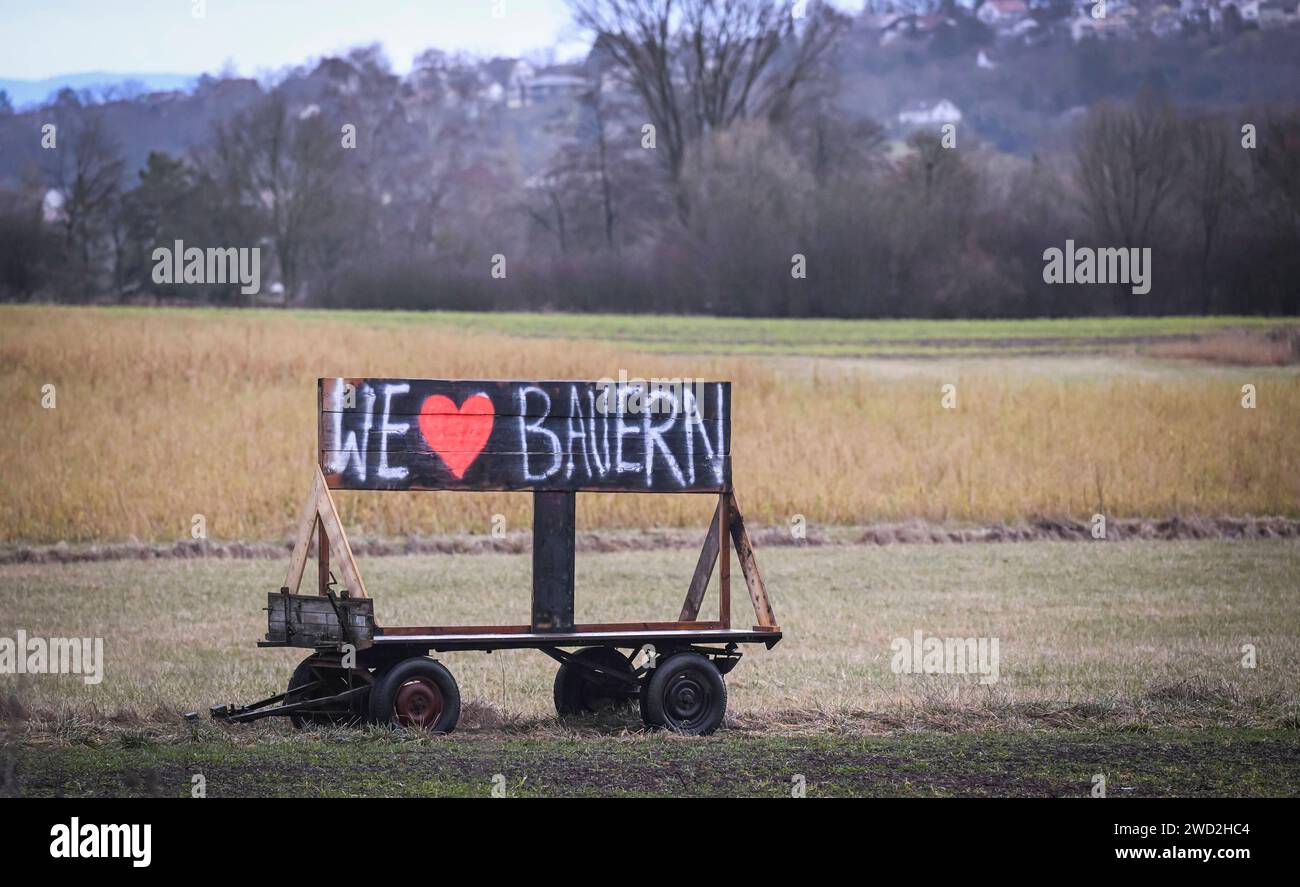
xmin=46 ymin=108 xmax=125 ymax=297
xmin=586 ymin=88 xmax=619 ymax=250
xmin=1243 ymin=110 xmax=1300 ymax=315
xmin=1075 ymin=93 xmax=1183 ymax=311
xmin=882 ymin=132 xmax=979 ymax=312
xmin=525 ymin=169 xmax=574 ymax=255
xmin=212 ymin=91 xmax=345 ymax=304
xmin=1179 ymin=114 xmax=1242 ymax=313
xmin=525 ymin=81 xmax=664 ymax=255
xmin=0 ymin=188 xmax=54 ymax=299
xmin=569 ymin=0 xmax=845 ymax=188
xmin=679 ymin=120 xmax=814 ymax=314
xmin=1250 ymin=110 xmax=1300 ymax=238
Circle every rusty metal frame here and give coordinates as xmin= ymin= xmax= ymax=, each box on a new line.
xmin=211 ymin=684 xmax=370 ymax=724
xmin=538 ymin=647 xmax=644 ymax=690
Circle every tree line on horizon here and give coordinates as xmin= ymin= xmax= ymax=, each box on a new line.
xmin=0 ymin=0 xmax=1297 ymax=318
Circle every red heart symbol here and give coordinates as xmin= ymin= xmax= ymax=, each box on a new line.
xmin=417 ymin=394 xmax=495 ymax=480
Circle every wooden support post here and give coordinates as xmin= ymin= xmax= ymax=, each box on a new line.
xmin=719 ymin=491 xmax=731 ymax=628
xmin=678 ymin=500 xmax=721 ymax=621
xmin=532 ymin=490 xmax=576 ymax=632
xmin=316 ymin=468 xmax=367 ymax=599
xmin=283 ymin=470 xmax=324 ymax=596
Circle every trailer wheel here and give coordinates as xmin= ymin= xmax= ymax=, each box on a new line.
xmin=638 ymin=681 xmax=653 ymax=725
xmin=286 ymin=656 xmax=373 ymax=729
xmin=637 ymin=647 xmax=668 ymax=725
xmin=553 ymin=647 xmax=638 ymax=716
xmin=641 ymin=652 xmax=727 ymax=735
xmin=370 ymin=657 xmax=461 ymax=733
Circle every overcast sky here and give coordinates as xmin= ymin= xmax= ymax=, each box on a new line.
xmin=2 ymin=1 xmax=870 ymax=81
xmin=0 ymin=0 xmax=590 ymax=80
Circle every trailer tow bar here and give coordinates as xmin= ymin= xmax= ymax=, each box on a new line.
xmin=207 ymin=683 xmax=369 ymax=724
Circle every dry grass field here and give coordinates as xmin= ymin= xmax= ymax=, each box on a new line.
xmin=2 ymin=305 xmax=1297 ymax=543
xmin=3 ymin=305 xmax=1299 ymax=797
xmin=2 ymin=539 xmax=1296 ymax=729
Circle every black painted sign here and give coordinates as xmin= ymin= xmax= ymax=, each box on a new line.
xmin=318 ymin=378 xmax=731 ymax=493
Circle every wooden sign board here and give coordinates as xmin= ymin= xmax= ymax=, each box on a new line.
xmin=318 ymin=378 xmax=731 ymax=493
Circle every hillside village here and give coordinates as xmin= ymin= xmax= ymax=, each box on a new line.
xmin=0 ymin=1 xmax=1295 ymax=319
xmin=2 ymin=0 xmax=1298 ymax=168
xmin=862 ymin=0 xmax=1300 ymax=44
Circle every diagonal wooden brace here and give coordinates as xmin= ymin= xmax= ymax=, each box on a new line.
xmin=678 ymin=492 xmax=777 ymax=629
xmin=725 ymin=492 xmax=776 ymax=629
xmin=679 ymin=500 xmax=722 ymax=622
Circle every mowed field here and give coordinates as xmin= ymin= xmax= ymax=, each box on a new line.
xmin=4 ymin=539 xmax=1298 ymax=718
xmin=2 ymin=305 xmax=1298 ymax=543
xmin=2 ymin=539 xmax=1298 ymax=796
xmin=3 ymin=305 xmax=1299 ymax=796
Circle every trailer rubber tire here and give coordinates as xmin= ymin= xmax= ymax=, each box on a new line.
xmin=642 ymin=652 xmax=727 ymax=735
xmin=553 ymin=647 xmax=638 ymax=716
xmin=286 ymin=656 xmax=372 ymax=729
xmin=638 ymin=646 xmax=675 ymax=727
xmin=370 ymin=657 xmax=460 ymax=733
xmin=638 ymin=681 xmax=655 ymax=727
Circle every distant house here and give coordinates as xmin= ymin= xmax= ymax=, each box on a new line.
xmin=598 ymin=69 xmax=623 ymax=95
xmin=898 ymin=98 xmax=962 ymax=127
xmin=1258 ymin=0 xmax=1299 ymax=26
xmin=1150 ymin=6 xmax=1184 ymax=35
xmin=524 ymin=73 xmax=590 ymax=104
xmin=477 ymin=80 xmax=506 ymax=105
xmin=310 ymin=58 xmax=362 ymax=96
xmin=1071 ymin=9 xmax=1137 ymax=40
xmin=483 ymin=58 xmax=535 ymax=108
xmin=143 ymin=90 xmax=186 ymax=104
xmin=911 ymin=13 xmax=952 ymax=32
xmin=42 ymin=189 xmax=65 ymax=225
xmin=858 ymin=12 xmax=905 ymax=30
xmin=1215 ymin=0 xmax=1262 ymax=21
xmin=1009 ymin=17 xmax=1041 ymax=37
xmin=977 ymin=0 xmax=1030 ymax=26
xmin=508 ymin=64 xmax=536 ymax=108
xmin=193 ymin=76 xmax=260 ymax=104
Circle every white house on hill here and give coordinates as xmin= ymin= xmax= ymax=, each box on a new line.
xmin=898 ymin=98 xmax=963 ymax=127
xmin=977 ymin=0 xmax=1030 ymax=26
xmin=525 ymin=73 xmax=590 ymax=103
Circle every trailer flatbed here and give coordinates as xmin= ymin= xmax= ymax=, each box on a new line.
xmin=259 ymin=624 xmax=781 ymax=653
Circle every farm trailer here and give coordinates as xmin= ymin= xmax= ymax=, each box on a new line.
xmin=210 ymin=378 xmax=782 ymax=735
